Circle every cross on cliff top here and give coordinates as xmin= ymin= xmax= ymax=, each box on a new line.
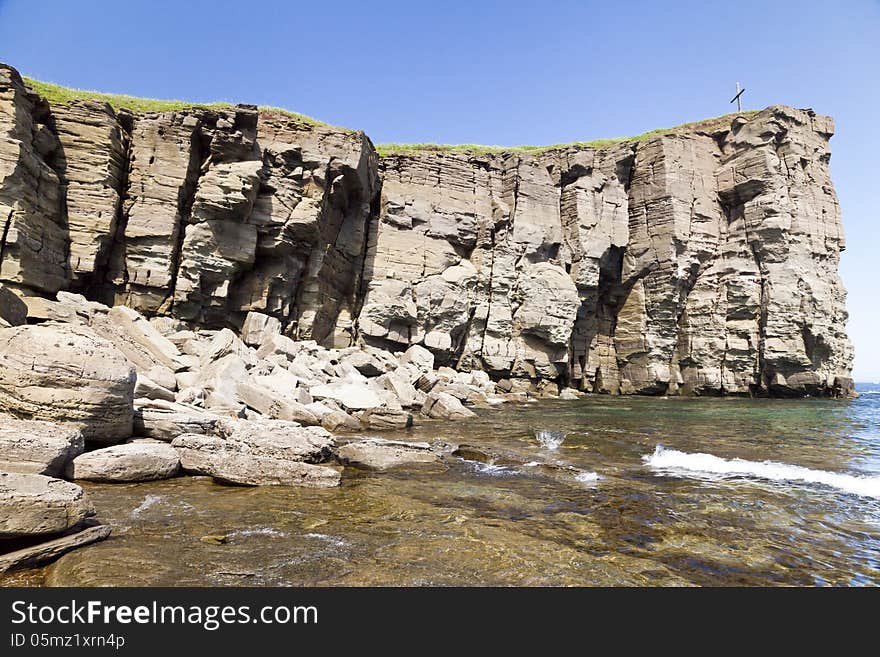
xmin=730 ymin=82 xmax=746 ymax=111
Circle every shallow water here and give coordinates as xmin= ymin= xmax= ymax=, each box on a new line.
xmin=4 ymin=388 xmax=880 ymax=587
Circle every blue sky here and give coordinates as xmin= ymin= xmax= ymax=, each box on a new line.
xmin=1 ymin=0 xmax=878 ymax=379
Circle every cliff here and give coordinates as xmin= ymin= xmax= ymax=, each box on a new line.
xmin=0 ymin=62 xmax=854 ymax=397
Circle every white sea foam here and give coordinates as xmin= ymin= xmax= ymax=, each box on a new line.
xmin=305 ymin=533 xmax=347 ymax=547
xmin=132 ymin=494 xmax=163 ymax=517
xmin=229 ymin=527 xmax=285 ymax=539
xmin=644 ymin=446 xmax=880 ymax=499
xmin=470 ymin=461 xmax=518 ymax=476
xmin=535 ymin=430 xmax=566 ymax=450
xmin=574 ymin=471 xmax=600 ymax=483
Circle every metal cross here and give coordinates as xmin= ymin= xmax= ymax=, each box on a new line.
xmin=730 ymin=82 xmax=745 ymax=111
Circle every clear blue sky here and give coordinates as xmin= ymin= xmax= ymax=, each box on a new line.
xmin=1 ymin=0 xmax=878 ymax=379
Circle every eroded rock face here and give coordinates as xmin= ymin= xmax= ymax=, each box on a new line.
xmin=0 ymin=324 xmax=136 ymax=442
xmin=363 ymin=110 xmax=853 ymax=397
xmin=0 ymin=65 xmax=67 ymax=295
xmin=0 ymin=60 xmax=855 ymax=397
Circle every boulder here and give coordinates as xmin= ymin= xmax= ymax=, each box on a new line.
xmin=435 ymin=382 xmax=488 ymax=405
xmin=374 ymin=370 xmax=419 ymax=407
xmin=200 ymin=329 xmax=256 ymax=366
xmin=415 ymin=372 xmax=440 ymax=392
xmin=20 ymin=297 xmax=78 ymax=323
xmin=0 ymin=417 xmax=84 ymax=476
xmin=214 ymin=418 xmax=334 ymax=462
xmin=0 ymin=472 xmax=94 ymax=537
xmin=399 ymin=344 xmax=435 ymax=372
xmin=106 ymin=305 xmax=186 ymax=372
xmin=175 ymin=386 xmax=206 ymax=406
xmin=134 ymin=374 xmax=176 ymax=402
xmin=255 ymin=333 xmax=301 ymax=361
xmin=321 ymin=409 xmax=362 ymax=432
xmin=0 ymin=284 xmax=26 ymax=327
xmin=252 ymin=366 xmax=300 ymax=398
xmin=234 ymin=381 xmax=319 ymax=425
xmin=310 ymin=382 xmax=382 ymax=411
xmin=173 ymin=421 xmax=337 ymax=487
xmin=335 ymin=438 xmax=440 ymax=470
xmin=559 ymin=387 xmax=582 ymax=400
xmin=65 ymin=442 xmax=181 ymax=482
xmin=341 ymin=350 xmax=387 ymax=377
xmin=197 ymin=353 xmax=249 ymax=400
xmin=357 ymin=407 xmax=413 ymax=430
xmin=133 ymin=399 xmax=221 ymax=441
xmin=331 ymin=360 xmax=369 ymax=383
xmin=0 ymin=324 xmax=136 ymax=443
xmin=147 ymin=365 xmax=178 ymax=392
xmin=175 ymin=371 xmax=201 ymax=390
xmin=422 ymin=391 xmax=476 ymax=419
xmin=304 ymin=401 xmax=335 ymax=419
xmin=203 ymin=391 xmax=246 ymax=416
xmin=241 ymin=311 xmax=281 ymax=347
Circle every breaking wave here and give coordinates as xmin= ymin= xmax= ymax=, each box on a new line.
xmin=535 ymin=430 xmax=566 ymax=450
xmin=463 ymin=460 xmax=518 ymax=476
xmin=131 ymin=494 xmax=163 ymax=517
xmin=643 ymin=445 xmax=880 ymax=498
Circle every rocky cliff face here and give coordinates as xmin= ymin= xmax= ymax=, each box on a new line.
xmin=0 ymin=62 xmax=854 ymax=397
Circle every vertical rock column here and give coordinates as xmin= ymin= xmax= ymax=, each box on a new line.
xmin=50 ymin=100 xmax=128 ymax=293
xmin=615 ymin=135 xmax=724 ymax=394
xmin=0 ymin=64 xmax=67 ymax=295
xmin=557 ymin=144 xmax=633 ymax=392
xmin=714 ymin=107 xmax=853 ymax=396
xmin=110 ymin=110 xmax=203 ymax=313
xmin=250 ymin=116 xmax=378 ymax=346
xmin=361 ymin=152 xmax=485 ymax=359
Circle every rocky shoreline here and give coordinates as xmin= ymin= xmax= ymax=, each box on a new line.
xmin=0 ymin=291 xmax=579 ymax=572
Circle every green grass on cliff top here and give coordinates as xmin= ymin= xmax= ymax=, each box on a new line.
xmin=23 ymin=77 xmax=333 ymax=128
xmin=375 ymin=110 xmax=759 ymax=157
xmin=24 ymin=76 xmax=758 ymax=153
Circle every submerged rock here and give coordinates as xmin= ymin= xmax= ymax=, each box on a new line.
xmin=335 ymin=438 xmax=441 ymax=470
xmin=0 ymin=524 xmax=111 ymax=573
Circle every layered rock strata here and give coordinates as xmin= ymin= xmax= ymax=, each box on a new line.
xmin=0 ymin=62 xmax=854 ymax=397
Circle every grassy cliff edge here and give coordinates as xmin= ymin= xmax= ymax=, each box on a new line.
xmin=24 ymin=75 xmax=758 ymax=156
